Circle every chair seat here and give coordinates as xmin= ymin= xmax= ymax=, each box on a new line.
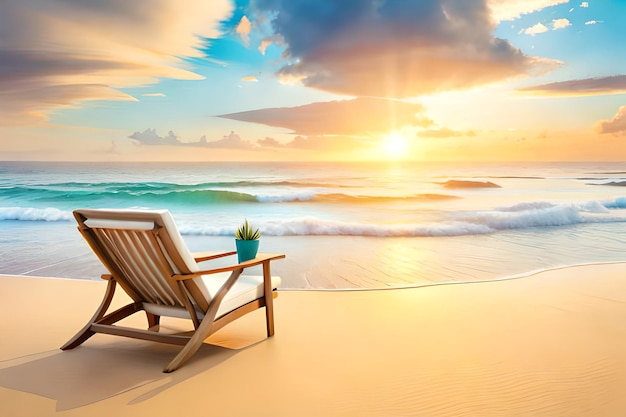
xmin=143 ymin=273 xmax=281 ymax=320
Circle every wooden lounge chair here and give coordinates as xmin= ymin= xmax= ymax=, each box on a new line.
xmin=61 ymin=208 xmax=284 ymax=372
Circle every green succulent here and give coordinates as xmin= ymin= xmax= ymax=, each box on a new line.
xmin=235 ymin=219 xmax=261 ymax=240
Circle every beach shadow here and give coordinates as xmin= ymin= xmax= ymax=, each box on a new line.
xmin=0 ymin=338 xmax=258 ymax=411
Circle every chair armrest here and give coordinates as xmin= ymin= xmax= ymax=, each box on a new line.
xmin=192 ymin=250 xmax=237 ymax=262
xmin=173 ymin=253 xmax=285 ymax=280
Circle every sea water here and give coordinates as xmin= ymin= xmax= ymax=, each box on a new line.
xmin=1 ymin=160 xmax=625 ymax=288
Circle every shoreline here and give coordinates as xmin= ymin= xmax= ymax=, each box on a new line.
xmin=2 ymin=262 xmax=626 ymax=416
xmin=4 ymin=259 xmax=625 ymax=291
xmin=4 ymin=219 xmax=626 ymax=290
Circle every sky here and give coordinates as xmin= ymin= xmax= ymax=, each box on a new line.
xmin=1 ymin=0 xmax=625 ymax=162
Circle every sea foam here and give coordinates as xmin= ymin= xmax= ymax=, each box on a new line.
xmin=178 ymin=198 xmax=626 ymax=237
xmin=3 ymin=197 xmax=626 ymax=238
xmin=0 ymin=207 xmax=73 ymax=222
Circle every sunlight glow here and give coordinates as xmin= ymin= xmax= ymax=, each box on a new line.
xmin=382 ymin=131 xmax=410 ymax=159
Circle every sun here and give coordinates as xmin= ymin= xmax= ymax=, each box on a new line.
xmin=381 ymin=131 xmax=410 ymax=159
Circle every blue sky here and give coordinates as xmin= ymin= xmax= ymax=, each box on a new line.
xmin=1 ymin=0 xmax=625 ymax=161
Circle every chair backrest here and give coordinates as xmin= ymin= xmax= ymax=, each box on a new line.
xmin=73 ymin=208 xmax=207 ymax=310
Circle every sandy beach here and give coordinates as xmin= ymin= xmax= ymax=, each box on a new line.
xmin=2 ymin=262 xmax=626 ymax=416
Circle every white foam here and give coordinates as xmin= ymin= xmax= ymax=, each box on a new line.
xmin=0 ymin=207 xmax=73 ymax=222
xmin=4 ymin=196 xmax=626 ymax=237
xmin=254 ymin=191 xmax=316 ymax=203
xmin=177 ymin=198 xmax=626 ymax=237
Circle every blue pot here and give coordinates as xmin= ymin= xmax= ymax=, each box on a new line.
xmin=235 ymin=239 xmax=259 ymax=263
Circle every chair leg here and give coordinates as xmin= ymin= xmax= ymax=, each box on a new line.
xmin=146 ymin=313 xmax=161 ymax=330
xmin=263 ymin=262 xmax=275 ymax=337
xmin=163 ymin=313 xmax=217 ymax=373
xmin=265 ymin=301 xmax=275 ymax=337
xmin=163 ymin=269 xmax=244 ymax=373
xmin=61 ymin=278 xmax=117 ymax=350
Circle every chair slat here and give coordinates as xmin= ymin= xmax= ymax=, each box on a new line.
xmin=94 ymin=228 xmax=178 ymax=306
xmin=136 ymin=231 xmax=181 ymax=303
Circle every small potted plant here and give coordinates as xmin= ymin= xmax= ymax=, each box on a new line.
xmin=235 ymin=218 xmax=261 ymax=263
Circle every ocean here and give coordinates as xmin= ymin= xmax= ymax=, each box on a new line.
xmin=1 ymin=160 xmax=625 ymax=289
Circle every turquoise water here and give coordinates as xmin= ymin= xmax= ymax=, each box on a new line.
xmin=1 ymin=160 xmax=626 ymax=288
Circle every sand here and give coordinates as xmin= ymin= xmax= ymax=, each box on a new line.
xmin=1 ymin=262 xmax=626 ymax=416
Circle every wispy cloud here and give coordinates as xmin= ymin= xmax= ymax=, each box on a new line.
xmin=250 ymin=0 xmax=557 ymax=98
xmin=258 ymin=135 xmax=369 ymax=151
xmin=518 ymin=75 xmax=626 ymax=97
xmin=0 ymin=0 xmax=232 ymax=125
xmin=418 ymin=128 xmax=477 ymax=138
xmin=219 ymin=97 xmax=431 ymax=136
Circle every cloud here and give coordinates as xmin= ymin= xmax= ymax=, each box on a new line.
xmin=287 ymin=135 xmax=366 ymax=151
xmin=523 ymin=22 xmax=549 ymax=35
xmin=258 ymin=135 xmax=369 ymax=152
xmin=259 ymin=39 xmax=273 ymax=55
xmin=580 ymin=2 xmax=589 ymax=7
xmin=219 ymin=97 xmax=431 ymax=136
xmin=236 ymin=16 xmax=252 ymax=46
xmin=257 ymin=137 xmax=282 ymax=147
xmin=0 ymin=81 xmax=138 ymax=125
xmin=0 ymin=0 xmax=232 ymax=125
xmin=552 ymin=18 xmax=571 ymax=30
xmin=251 ymin=0 xmax=557 ymax=98
xmin=142 ymin=93 xmax=166 ymax=97
xmin=129 ymin=129 xmax=181 ymax=146
xmin=488 ymin=0 xmax=569 ymax=21
xmin=417 ymin=127 xmax=476 ymax=138
xmin=241 ymin=75 xmax=259 ymax=82
xmin=596 ymin=106 xmax=626 ymax=135
xmin=200 ymin=131 xmax=255 ymax=149
xmin=519 ymin=16 xmax=573 ymax=37
xmin=130 ymin=129 xmax=255 ymax=149
xmin=518 ymin=75 xmax=626 ymax=97
xmin=585 ymin=20 xmax=601 ymax=25
xmin=519 ymin=16 xmax=570 ymax=37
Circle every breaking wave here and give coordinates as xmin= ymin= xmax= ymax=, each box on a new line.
xmin=178 ymin=198 xmax=626 ymax=237
xmin=0 ymin=183 xmax=458 ymax=205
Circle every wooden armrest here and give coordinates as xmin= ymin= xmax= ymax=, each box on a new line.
xmin=192 ymin=250 xmax=237 ymax=262
xmin=173 ymin=253 xmax=285 ymax=281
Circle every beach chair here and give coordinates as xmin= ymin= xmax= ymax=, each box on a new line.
xmin=61 ymin=208 xmax=284 ymax=372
